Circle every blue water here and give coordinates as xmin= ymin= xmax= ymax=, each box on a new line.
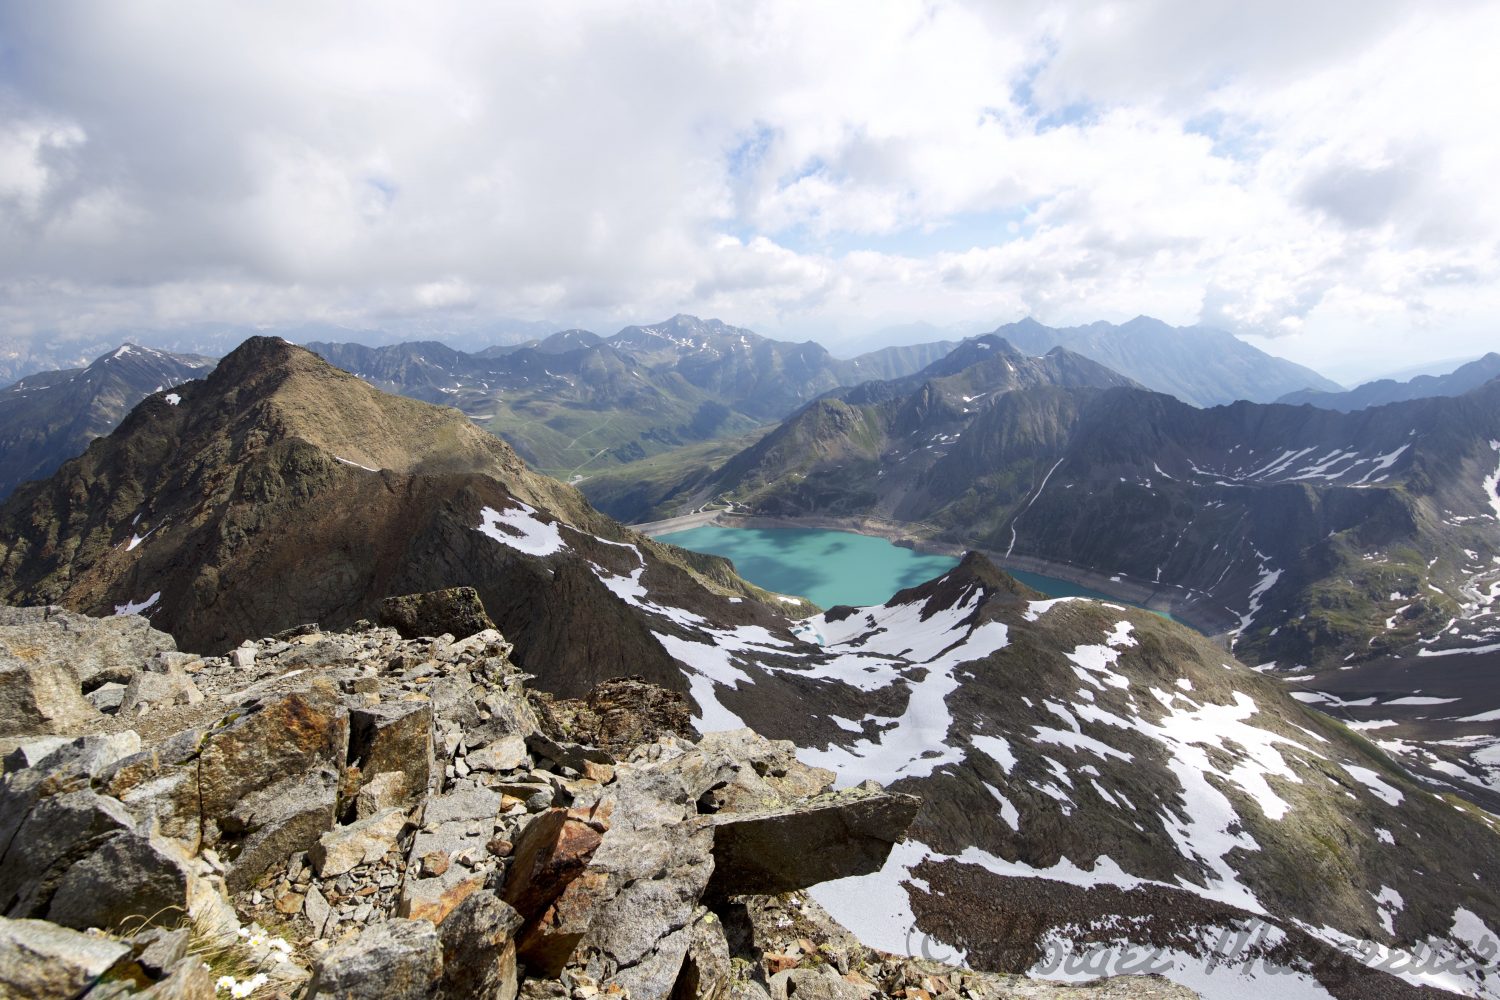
xmin=656 ymin=524 xmax=1138 ymax=611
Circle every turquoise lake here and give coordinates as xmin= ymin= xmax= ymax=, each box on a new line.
xmin=655 ymin=524 xmax=1134 ymax=611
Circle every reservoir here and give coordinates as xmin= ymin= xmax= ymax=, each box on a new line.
xmin=655 ymin=523 xmax=1137 ymax=611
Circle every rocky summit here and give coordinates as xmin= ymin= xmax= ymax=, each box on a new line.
xmin=0 ymin=601 xmax=1192 ymax=1000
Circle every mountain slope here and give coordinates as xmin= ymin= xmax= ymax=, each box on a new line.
xmin=995 ymin=316 xmax=1341 ymax=406
xmin=0 ymin=344 xmax=214 ymax=499
xmin=708 ymin=556 xmax=1500 ymax=999
xmin=1278 ymin=353 xmax=1500 ymax=411
xmin=694 ymin=354 xmax=1500 ymax=676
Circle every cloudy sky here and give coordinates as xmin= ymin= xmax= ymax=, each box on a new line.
xmin=1 ymin=1 xmax=1497 ymax=381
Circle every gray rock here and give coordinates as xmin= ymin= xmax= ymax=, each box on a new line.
xmin=0 ymin=656 xmax=96 ymax=736
xmin=0 ymin=604 xmax=175 ymax=686
xmin=0 ymin=788 xmax=134 ymax=917
xmin=673 ymin=908 xmax=733 ymax=1000
xmin=305 ymin=882 xmax=333 ymax=936
xmin=86 ymin=682 xmax=128 ymax=713
xmin=705 ymin=788 xmax=920 ymax=898
xmin=767 ymin=968 xmax=871 ymax=1000
xmin=222 ymin=768 xmax=340 ymax=892
xmin=198 ymin=686 xmax=348 ymax=830
xmin=306 ymin=918 xmax=443 ymax=999
xmin=355 ymin=770 xmax=409 ymax=819
xmin=349 ymin=702 xmax=433 ymax=807
xmin=2 ymin=735 xmax=71 ymax=773
xmin=310 ymin=807 xmax=407 ymax=878
xmin=0 ymin=915 xmax=130 ymax=999
xmin=465 ymin=733 xmax=529 ymax=773
xmin=132 ymin=926 xmax=191 ymax=977
xmin=135 ymin=956 xmax=217 ymax=998
xmin=436 ymin=889 xmax=523 ymax=1000
xmin=46 ymin=828 xmax=193 ymax=930
xmin=566 ymin=760 xmax=717 ymax=1000
xmin=119 ymin=661 xmax=203 ymax=715
xmin=229 ymin=646 xmax=256 ymax=669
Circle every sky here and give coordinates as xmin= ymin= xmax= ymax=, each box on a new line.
xmin=1 ymin=1 xmax=1497 ymax=382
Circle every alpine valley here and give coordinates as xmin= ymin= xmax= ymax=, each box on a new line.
xmin=2 ymin=330 xmax=1500 ymax=1000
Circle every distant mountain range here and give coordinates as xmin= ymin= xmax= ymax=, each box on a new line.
xmin=308 ymin=315 xmax=957 ymax=475
xmin=4 ymin=335 xmax=1498 ymax=998
xmin=1277 ymin=352 xmax=1500 ymax=411
xmin=992 ymin=315 xmax=1342 ymax=406
xmin=0 ymin=344 xmax=214 ymax=498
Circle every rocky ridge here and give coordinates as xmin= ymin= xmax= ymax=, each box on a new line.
xmin=0 ymin=598 xmax=1191 ymax=1000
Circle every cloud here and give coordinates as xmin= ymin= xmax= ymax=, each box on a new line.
xmin=0 ymin=1 xmax=1496 ymax=375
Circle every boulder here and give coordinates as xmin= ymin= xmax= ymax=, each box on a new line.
xmin=306 ymin=918 xmax=443 ymax=1000
xmin=118 ymin=661 xmax=203 ymax=715
xmin=705 ymin=788 xmax=920 ymax=898
xmin=136 ymin=957 xmax=217 ymax=998
xmin=464 ymin=733 xmax=529 ymax=773
xmin=310 ymin=807 xmax=408 ymax=878
xmin=0 ymin=656 xmax=95 ymax=736
xmin=355 ymin=770 xmax=409 ymax=819
xmin=563 ymin=759 xmax=717 ymax=1000
xmin=380 ymin=587 xmax=495 ymax=641
xmin=502 ymin=804 xmax=610 ymax=924
xmin=46 ymin=828 xmax=193 ymax=931
xmin=0 ymin=915 xmax=131 ymax=999
xmin=348 ymin=702 xmax=433 ymax=807
xmin=198 ymin=685 xmax=348 ymax=828
xmin=436 ymin=889 xmax=523 ymax=1000
xmin=767 ymin=968 xmax=872 ymax=1000
xmin=0 ymin=604 xmax=175 ymax=687
xmin=672 ymin=908 xmax=734 ymax=1000
xmin=0 ymin=788 xmax=134 ymax=917
xmin=221 ymin=768 xmax=340 ymax=892
xmin=536 ymin=676 xmax=699 ymax=756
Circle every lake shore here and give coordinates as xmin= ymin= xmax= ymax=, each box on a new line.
xmin=638 ymin=509 xmax=1239 ymax=644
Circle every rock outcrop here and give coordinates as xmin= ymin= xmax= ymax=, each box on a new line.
xmin=0 ymin=605 xmax=1184 ymax=1000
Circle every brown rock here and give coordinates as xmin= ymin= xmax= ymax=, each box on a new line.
xmin=419 ymin=851 xmax=451 ymax=878
xmin=500 ymin=803 xmax=610 ymax=923
xmin=198 ymin=686 xmax=349 ymax=824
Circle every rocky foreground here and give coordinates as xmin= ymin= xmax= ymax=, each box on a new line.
xmin=0 ymin=592 xmax=1195 ymax=999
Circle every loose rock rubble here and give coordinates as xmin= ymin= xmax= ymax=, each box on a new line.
xmin=0 ymin=597 xmax=1197 ymax=999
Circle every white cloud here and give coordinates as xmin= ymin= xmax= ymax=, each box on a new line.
xmin=0 ymin=1 xmax=1496 ymax=377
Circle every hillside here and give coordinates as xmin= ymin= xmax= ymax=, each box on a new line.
xmin=1277 ymin=352 xmax=1500 ymax=411
xmin=994 ymin=316 xmax=1342 ymax=406
xmin=0 ymin=345 xmax=214 ymax=499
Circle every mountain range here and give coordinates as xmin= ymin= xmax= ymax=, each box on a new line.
xmin=305 ymin=315 xmax=956 ymax=477
xmin=992 ymin=316 xmax=1343 ymax=406
xmin=2 ymin=336 xmax=1500 ymax=997
xmin=0 ymin=344 xmax=214 ymax=499
xmin=1277 ymin=352 xmax=1500 ymax=411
